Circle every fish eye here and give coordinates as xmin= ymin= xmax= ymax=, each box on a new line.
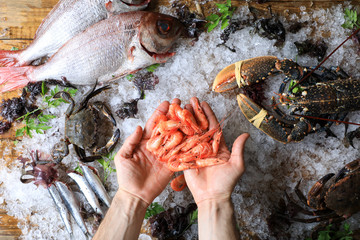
xmin=157 ymin=20 xmax=171 ymax=34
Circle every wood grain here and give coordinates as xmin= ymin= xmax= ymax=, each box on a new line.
xmin=0 ymin=0 xmax=359 ymax=238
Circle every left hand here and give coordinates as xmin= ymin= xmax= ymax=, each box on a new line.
xmin=114 ymin=100 xmax=176 ymax=205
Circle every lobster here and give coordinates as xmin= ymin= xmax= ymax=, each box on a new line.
xmin=212 ymin=55 xmax=360 ymax=144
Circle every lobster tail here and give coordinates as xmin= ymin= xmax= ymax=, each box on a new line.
xmin=0 ymin=66 xmax=35 ymax=93
xmin=0 ymin=50 xmax=22 ymax=67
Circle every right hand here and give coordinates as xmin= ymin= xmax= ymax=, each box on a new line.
xmin=183 ymin=97 xmax=249 ymax=204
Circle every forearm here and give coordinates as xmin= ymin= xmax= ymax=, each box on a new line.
xmin=197 ymin=198 xmax=239 ymax=240
xmin=93 ymin=190 xmax=148 ymax=240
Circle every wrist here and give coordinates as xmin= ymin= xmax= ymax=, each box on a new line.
xmin=195 ymin=193 xmax=232 ymax=206
xmin=197 ymin=198 xmax=238 ymax=240
xmin=114 ymin=189 xmax=150 ymax=211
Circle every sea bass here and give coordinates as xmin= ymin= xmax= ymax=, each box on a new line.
xmin=0 ymin=11 xmax=183 ymax=92
xmin=0 ymin=0 xmax=150 ymax=67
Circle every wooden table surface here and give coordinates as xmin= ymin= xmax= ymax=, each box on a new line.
xmin=1 ymin=0 xmax=359 ymax=239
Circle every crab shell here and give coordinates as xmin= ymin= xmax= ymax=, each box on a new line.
xmin=65 ymin=107 xmax=98 ymax=151
xmin=324 ymin=171 xmax=360 ymax=216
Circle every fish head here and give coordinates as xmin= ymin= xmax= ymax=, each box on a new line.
xmin=139 ymin=12 xmax=184 ymax=61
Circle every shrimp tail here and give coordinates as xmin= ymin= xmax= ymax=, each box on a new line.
xmin=0 ymin=50 xmax=22 ymax=67
xmin=0 ymin=66 xmax=35 ymax=93
xmin=170 ymin=174 xmax=187 ymax=191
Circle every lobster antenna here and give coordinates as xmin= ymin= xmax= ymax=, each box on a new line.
xmin=290 ymin=26 xmax=360 ymax=91
xmin=293 ymin=114 xmax=360 ymax=126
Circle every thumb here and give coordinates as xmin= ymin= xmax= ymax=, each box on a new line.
xmin=116 ymin=126 xmax=143 ymax=159
xmin=229 ymin=133 xmax=250 ymax=172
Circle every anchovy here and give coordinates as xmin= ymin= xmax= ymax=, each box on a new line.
xmin=55 ymin=181 xmax=91 ymax=238
xmin=0 ymin=0 xmax=150 ymax=67
xmin=0 ymin=11 xmax=183 ymax=92
xmin=68 ymin=172 xmax=104 ymax=217
xmin=80 ymin=163 xmax=111 ymax=208
xmin=48 ymin=184 xmax=73 ymax=237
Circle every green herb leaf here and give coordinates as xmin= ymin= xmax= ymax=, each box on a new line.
xmin=74 ymin=163 xmax=84 ymax=175
xmin=145 ymin=202 xmax=164 ymax=219
xmin=189 ymin=209 xmax=198 ymax=224
xmin=126 ymin=74 xmax=134 ymax=80
xmin=146 ymin=63 xmax=160 ymax=72
xmin=206 ymin=0 xmax=235 ymax=32
xmin=97 ymin=151 xmax=116 ymax=182
xmin=206 ymin=14 xmax=219 ymax=22
xmin=10 ymin=47 xmax=19 ymax=51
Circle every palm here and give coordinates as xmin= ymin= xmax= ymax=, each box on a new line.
xmin=183 ymin=97 xmax=249 ymax=204
xmin=115 ymin=101 xmax=173 ymax=205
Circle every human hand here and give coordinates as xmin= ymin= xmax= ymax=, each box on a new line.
xmin=114 ymin=100 xmax=175 ymax=205
xmin=183 ymin=97 xmax=249 ymax=204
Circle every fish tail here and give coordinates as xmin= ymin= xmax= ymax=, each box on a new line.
xmin=0 ymin=50 xmax=22 ymax=67
xmin=0 ymin=66 xmax=34 ymax=93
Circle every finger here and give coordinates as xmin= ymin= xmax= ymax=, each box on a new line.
xmin=116 ymin=126 xmax=143 ymax=159
xmin=200 ymin=101 xmax=219 ymax=129
xmin=229 ymin=133 xmax=250 ymax=173
xmin=171 ymin=98 xmax=181 ymax=105
xmin=144 ymin=101 xmax=170 ymax=138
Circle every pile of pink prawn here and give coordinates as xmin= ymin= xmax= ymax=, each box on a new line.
xmin=146 ymin=98 xmax=225 ymax=173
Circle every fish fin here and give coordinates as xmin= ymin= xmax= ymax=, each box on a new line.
xmin=0 ymin=66 xmax=34 ymax=93
xmin=128 ymin=46 xmax=136 ymax=62
xmin=0 ymin=50 xmax=21 ymax=67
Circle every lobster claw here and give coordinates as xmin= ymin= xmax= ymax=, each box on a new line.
xmin=237 ymin=93 xmax=289 ymax=144
xmin=212 ymin=56 xmax=279 ymax=92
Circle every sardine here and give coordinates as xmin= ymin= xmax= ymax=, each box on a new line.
xmin=55 ymin=181 xmax=91 ymax=238
xmin=48 ymin=184 xmax=73 ymax=237
xmin=68 ymin=172 xmax=104 ymax=217
xmin=0 ymin=11 xmax=183 ymax=92
xmin=80 ymin=163 xmax=111 ymax=208
xmin=0 ymin=0 xmax=150 ymax=67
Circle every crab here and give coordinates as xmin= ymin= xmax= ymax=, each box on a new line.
xmin=282 ymin=159 xmax=360 ymax=223
xmin=51 ymin=84 xmax=120 ymax=163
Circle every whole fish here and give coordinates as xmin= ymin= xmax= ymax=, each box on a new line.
xmin=48 ymin=184 xmax=73 ymax=237
xmin=0 ymin=11 xmax=183 ymax=92
xmin=80 ymin=163 xmax=111 ymax=208
xmin=68 ymin=172 xmax=104 ymax=217
xmin=55 ymin=181 xmax=91 ymax=238
xmin=0 ymin=0 xmax=150 ymax=67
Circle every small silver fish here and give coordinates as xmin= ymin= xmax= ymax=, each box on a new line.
xmin=68 ymin=172 xmax=104 ymax=217
xmin=48 ymin=184 xmax=73 ymax=237
xmin=0 ymin=11 xmax=183 ymax=92
xmin=55 ymin=181 xmax=91 ymax=238
xmin=80 ymin=163 xmax=111 ymax=208
xmin=0 ymin=0 xmax=150 ymax=67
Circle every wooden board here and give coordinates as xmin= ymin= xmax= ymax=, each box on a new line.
xmin=1 ymin=0 xmax=359 ymax=238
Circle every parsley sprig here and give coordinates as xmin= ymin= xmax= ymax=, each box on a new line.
xmin=145 ymin=202 xmax=165 ymax=219
xmin=97 ymin=151 xmax=116 ymax=182
xmin=206 ymin=0 xmax=235 ymax=32
xmin=15 ymin=83 xmax=77 ymax=138
xmin=342 ymin=8 xmax=360 ymax=30
xmin=306 ymin=222 xmax=353 ymax=240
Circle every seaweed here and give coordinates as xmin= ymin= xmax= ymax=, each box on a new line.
xmin=254 ymin=17 xmax=286 ymax=47
xmin=149 ymin=203 xmax=197 ymax=240
xmin=294 ymin=39 xmax=328 ymax=62
xmin=0 ymin=121 xmax=11 ymax=134
xmin=116 ymin=98 xmax=140 ymax=119
xmin=172 ymin=3 xmax=206 ymax=39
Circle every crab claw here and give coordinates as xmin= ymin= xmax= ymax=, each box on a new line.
xmin=237 ymin=93 xmax=289 ymax=144
xmin=212 ymin=56 xmax=279 ymax=92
